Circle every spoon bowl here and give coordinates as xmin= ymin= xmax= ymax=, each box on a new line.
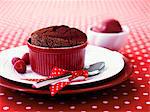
xmin=86 ymin=62 xmax=105 ymax=76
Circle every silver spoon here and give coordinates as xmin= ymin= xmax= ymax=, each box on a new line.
xmin=86 ymin=62 xmax=105 ymax=76
xmin=32 ymin=62 xmax=105 ymax=88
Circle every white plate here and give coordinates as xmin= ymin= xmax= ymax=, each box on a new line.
xmin=0 ymin=45 xmax=124 ymax=86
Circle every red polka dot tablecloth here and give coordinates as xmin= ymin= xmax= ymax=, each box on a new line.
xmin=0 ymin=0 xmax=150 ymax=112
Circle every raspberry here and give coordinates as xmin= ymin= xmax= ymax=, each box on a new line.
xmin=22 ymin=53 xmax=30 ymax=65
xmin=14 ymin=60 xmax=26 ymax=73
xmin=12 ymin=57 xmax=21 ymax=65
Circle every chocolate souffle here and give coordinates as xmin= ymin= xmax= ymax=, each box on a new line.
xmin=31 ymin=25 xmax=87 ymax=48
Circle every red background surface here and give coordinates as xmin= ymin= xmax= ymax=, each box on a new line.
xmin=0 ymin=0 xmax=149 ymax=111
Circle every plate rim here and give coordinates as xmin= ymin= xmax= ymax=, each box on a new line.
xmin=0 ymin=57 xmax=133 ymax=95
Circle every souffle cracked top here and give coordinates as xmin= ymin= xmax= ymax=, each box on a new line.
xmin=31 ymin=25 xmax=87 ymax=48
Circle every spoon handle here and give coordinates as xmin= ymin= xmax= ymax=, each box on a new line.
xmin=32 ymin=75 xmax=71 ymax=88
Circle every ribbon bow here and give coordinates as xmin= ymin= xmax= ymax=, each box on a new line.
xmin=49 ymin=67 xmax=88 ymax=96
xmin=23 ymin=67 xmax=88 ymax=96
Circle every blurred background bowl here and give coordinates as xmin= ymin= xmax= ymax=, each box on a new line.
xmin=87 ymin=25 xmax=129 ymax=51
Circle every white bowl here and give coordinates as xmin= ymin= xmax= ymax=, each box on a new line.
xmin=87 ymin=25 xmax=129 ymax=51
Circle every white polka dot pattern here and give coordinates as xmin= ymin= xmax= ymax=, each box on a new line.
xmin=114 ymin=106 xmax=120 ymax=109
xmin=25 ymin=106 xmax=31 ymax=110
xmin=136 ymin=106 xmax=142 ymax=109
xmin=8 ymin=96 xmax=13 ymax=100
xmin=92 ymin=105 xmax=98 ymax=109
xmin=3 ymin=106 xmax=9 ymax=111
xmin=0 ymin=0 xmax=149 ymax=111
xmin=48 ymin=106 xmax=53 ymax=110
xmin=16 ymin=102 xmax=22 ymax=105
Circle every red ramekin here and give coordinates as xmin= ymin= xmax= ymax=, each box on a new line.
xmin=27 ymin=38 xmax=87 ymax=76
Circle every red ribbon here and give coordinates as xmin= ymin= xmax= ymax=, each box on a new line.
xmin=23 ymin=67 xmax=88 ymax=96
xmin=49 ymin=67 xmax=88 ymax=96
